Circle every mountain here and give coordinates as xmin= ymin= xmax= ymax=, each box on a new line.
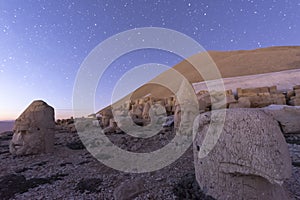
xmin=98 ymin=46 xmax=300 ymax=114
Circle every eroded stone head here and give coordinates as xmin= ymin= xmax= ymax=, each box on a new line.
xmin=9 ymin=100 xmax=55 ymax=156
xmin=194 ymin=109 xmax=292 ymax=200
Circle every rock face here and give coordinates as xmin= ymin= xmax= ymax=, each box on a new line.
xmin=193 ymin=109 xmax=292 ymax=200
xmin=9 ymin=100 xmax=55 ymax=155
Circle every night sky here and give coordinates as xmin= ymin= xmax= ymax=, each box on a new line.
xmin=0 ymin=0 xmax=299 ymax=120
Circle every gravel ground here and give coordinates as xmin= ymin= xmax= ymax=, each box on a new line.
xmin=0 ymin=130 xmax=299 ymax=200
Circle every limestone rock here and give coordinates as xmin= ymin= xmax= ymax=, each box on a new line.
xmin=9 ymin=100 xmax=55 ymax=156
xmin=194 ymin=109 xmax=292 ymax=200
xmin=263 ymin=105 xmax=300 ymax=134
xmin=229 ymin=97 xmax=251 ymax=108
xmin=113 ymin=178 xmax=145 ymax=200
xmin=101 ymin=109 xmax=113 ymax=128
xmin=236 ymin=86 xmax=286 ymax=108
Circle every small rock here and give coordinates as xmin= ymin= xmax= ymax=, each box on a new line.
xmin=113 ymin=178 xmax=145 ymax=200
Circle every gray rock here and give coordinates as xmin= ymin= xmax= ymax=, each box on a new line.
xmin=113 ymin=178 xmax=145 ymax=200
xmin=194 ymin=109 xmax=292 ymax=200
xmin=262 ymin=105 xmax=300 ymax=134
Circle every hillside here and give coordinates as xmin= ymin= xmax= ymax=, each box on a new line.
xmin=98 ymin=46 xmax=300 ymax=113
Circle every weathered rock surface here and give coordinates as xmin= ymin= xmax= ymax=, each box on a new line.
xmin=172 ymin=172 xmax=215 ymax=200
xmin=9 ymin=100 xmax=55 ymax=156
xmin=0 ymin=173 xmax=67 ymax=199
xmin=113 ymin=178 xmax=145 ymax=200
xmin=1 ymin=125 xmax=299 ymax=199
xmin=262 ymin=105 xmax=300 ymax=134
xmin=194 ymin=109 xmax=292 ymax=200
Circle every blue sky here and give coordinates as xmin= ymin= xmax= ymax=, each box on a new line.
xmin=0 ymin=0 xmax=299 ymax=120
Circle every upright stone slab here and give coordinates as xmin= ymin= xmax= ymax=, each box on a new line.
xmin=193 ymin=109 xmax=292 ymax=200
xmin=9 ymin=100 xmax=55 ymax=155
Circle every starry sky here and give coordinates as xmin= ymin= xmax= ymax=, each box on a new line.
xmin=0 ymin=0 xmax=299 ymax=120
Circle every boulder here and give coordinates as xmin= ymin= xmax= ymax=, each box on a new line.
xmin=9 ymin=100 xmax=55 ymax=156
xmin=194 ymin=109 xmax=291 ymax=200
xmin=262 ymin=105 xmax=300 ymax=134
xmin=101 ymin=109 xmax=113 ymax=128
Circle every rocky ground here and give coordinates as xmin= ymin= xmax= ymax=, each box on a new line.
xmin=0 ymin=129 xmax=299 ymax=200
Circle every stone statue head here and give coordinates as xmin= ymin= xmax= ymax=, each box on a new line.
xmin=194 ymin=109 xmax=292 ymax=200
xmin=9 ymin=100 xmax=55 ymax=156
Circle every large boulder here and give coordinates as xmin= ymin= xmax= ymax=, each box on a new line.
xmin=262 ymin=105 xmax=300 ymax=134
xmin=193 ymin=109 xmax=292 ymax=200
xmin=9 ymin=100 xmax=55 ymax=155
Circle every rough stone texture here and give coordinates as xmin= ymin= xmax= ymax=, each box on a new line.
xmin=113 ymin=178 xmax=145 ymax=200
xmin=101 ymin=109 xmax=113 ymax=128
xmin=142 ymin=102 xmax=151 ymax=121
xmin=289 ymin=96 xmax=300 ymax=106
xmin=263 ymin=105 xmax=300 ymax=134
xmin=194 ymin=109 xmax=292 ymax=200
xmin=9 ymin=100 xmax=55 ymax=156
xmin=197 ymin=90 xmax=236 ymax=111
xmin=172 ymin=172 xmax=215 ymax=200
xmin=174 ymin=104 xmax=181 ymax=131
xmin=237 ymin=86 xmax=277 ymax=98
xmin=235 ymin=86 xmax=286 ymax=108
xmin=0 ymin=173 xmax=67 ymax=199
xmin=0 ymin=126 xmax=299 ymax=199
xmin=75 ymin=178 xmax=103 ymax=193
xmin=228 ymin=97 xmax=251 ymax=108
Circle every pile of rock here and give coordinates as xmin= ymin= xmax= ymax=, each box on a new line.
xmin=196 ymin=89 xmax=236 ymax=111
xmin=287 ymin=85 xmax=300 ymax=106
xmin=55 ymin=117 xmax=76 ymax=133
xmin=96 ymin=96 xmax=176 ymax=133
xmin=230 ymin=85 xmax=286 ymax=108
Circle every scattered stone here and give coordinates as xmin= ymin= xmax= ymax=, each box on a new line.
xmin=78 ymin=160 xmax=90 ymax=165
xmin=173 ymin=172 xmax=215 ymax=200
xmin=113 ymin=178 xmax=145 ymax=200
xmin=9 ymin=100 xmax=55 ymax=156
xmin=59 ymin=162 xmax=72 ymax=167
xmin=0 ymin=131 xmax=13 ymax=141
xmin=66 ymin=140 xmax=85 ymax=150
xmin=32 ymin=161 xmax=48 ymax=167
xmin=0 ymin=174 xmax=28 ymax=199
xmin=75 ymin=178 xmax=103 ymax=193
xmin=15 ymin=167 xmax=31 ymax=173
xmin=162 ymin=115 xmax=174 ymax=128
xmin=0 ymin=173 xmax=68 ymax=199
xmin=194 ymin=109 xmax=292 ymax=200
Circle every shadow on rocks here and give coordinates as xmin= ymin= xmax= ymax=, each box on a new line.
xmin=173 ymin=172 xmax=215 ymax=200
xmin=0 ymin=173 xmax=68 ymax=199
xmin=75 ymin=178 xmax=103 ymax=193
xmin=66 ymin=140 xmax=86 ymax=150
